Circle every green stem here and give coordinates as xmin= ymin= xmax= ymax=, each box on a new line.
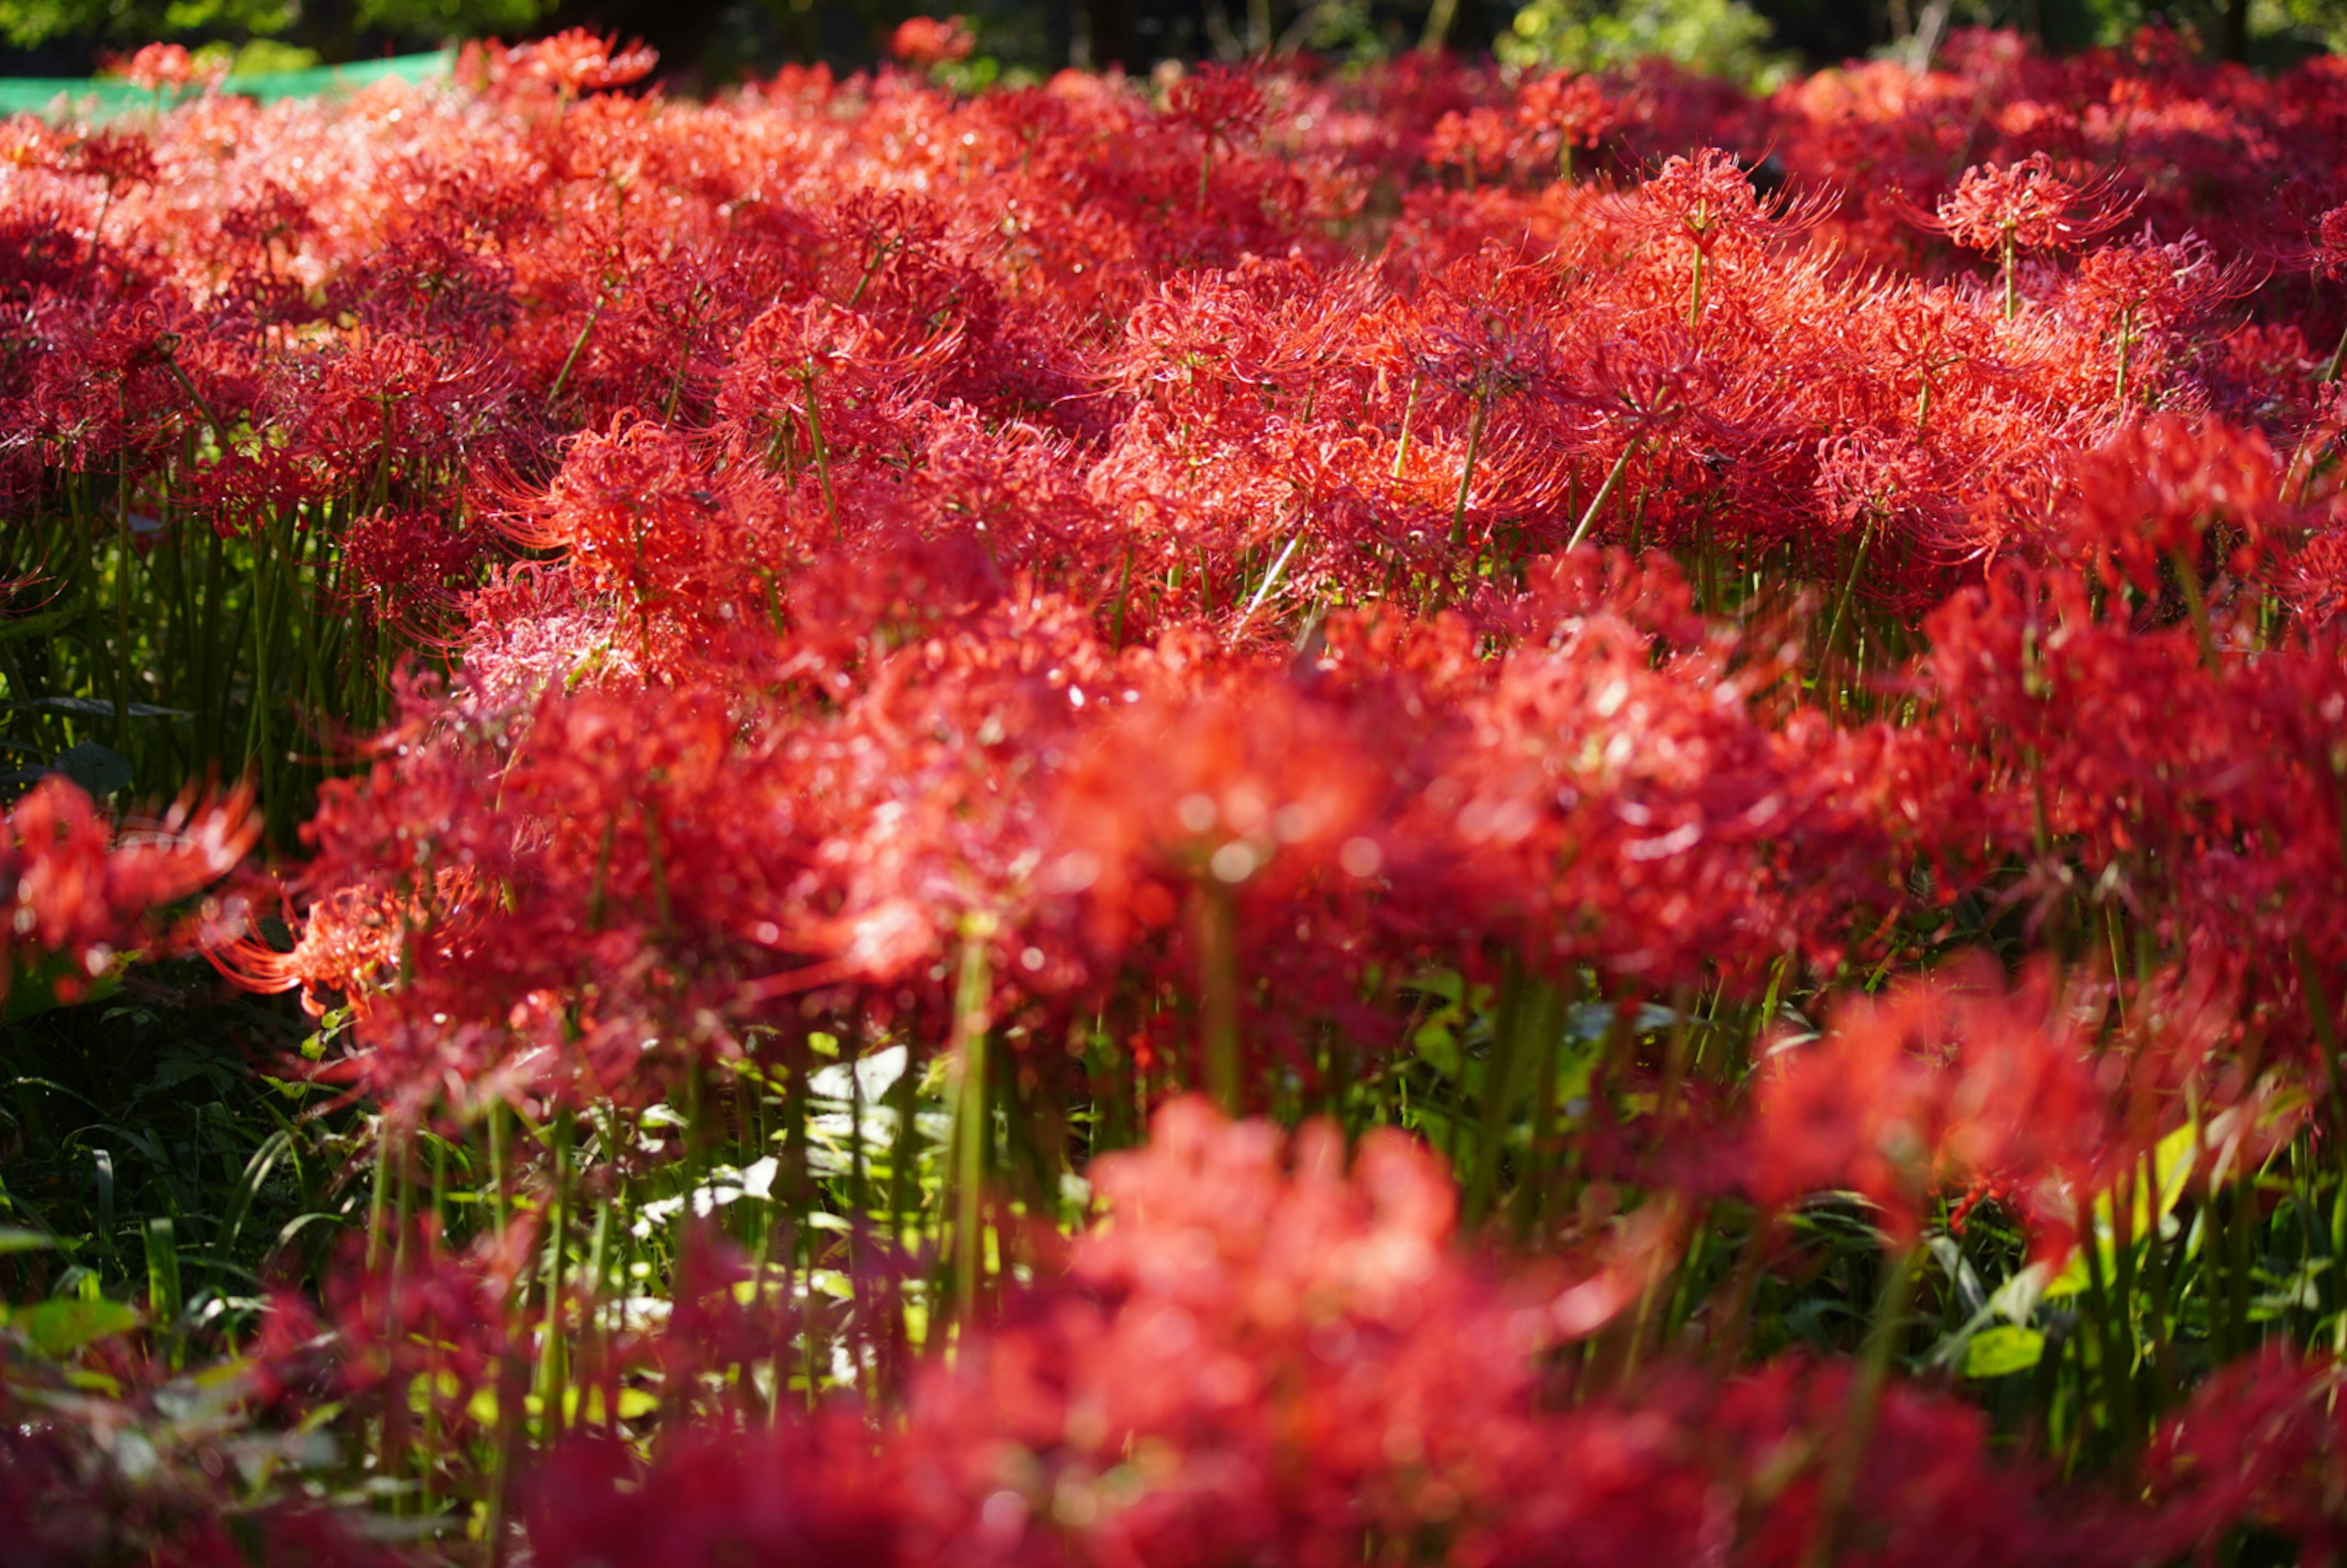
xmin=1230 ymin=531 xmax=1303 ymax=640
xmin=2114 ymin=310 xmax=2134 ymax=408
xmin=365 ymin=1115 xmax=391 ymax=1272
xmin=1563 ymin=438 xmax=1642 ymax=555
xmin=949 ymin=920 xmax=996 ymax=1328
xmin=1194 ymin=881 xmax=1241 ymax=1114
xmin=1461 ymin=962 xmax=1526 ymax=1229
xmin=1111 ymin=545 xmax=1133 ymax=650
xmin=1821 ymin=513 xmax=1880 ymax=692
xmin=546 ymin=286 xmax=608 ymax=414
xmin=1393 ymin=375 xmax=1419 ymax=480
xmin=803 ymin=362 xmax=839 ymax=540
xmin=1449 ymin=389 xmax=1489 ymax=551
xmin=537 ymin=1112 xmax=571 ymax=1443
xmin=2172 ymin=548 xmax=2220 ymax=674
xmin=1510 ymin=982 xmax=1565 ymax=1244
xmin=2087 ymin=1165 xmax=2140 ymax=1459
xmin=1801 ymin=1246 xmax=1919 ymax=1568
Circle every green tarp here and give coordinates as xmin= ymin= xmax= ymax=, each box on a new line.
xmin=0 ymin=49 xmax=452 ymax=119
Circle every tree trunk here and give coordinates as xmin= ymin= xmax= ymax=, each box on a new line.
xmin=2219 ymin=0 xmax=2252 ymax=62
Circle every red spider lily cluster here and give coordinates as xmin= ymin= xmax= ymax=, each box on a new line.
xmin=494 ymin=1101 xmax=2347 ymax=1568
xmin=8 ymin=17 xmax=2347 ymax=1563
xmin=515 ymin=1099 xmax=2141 ymax=1568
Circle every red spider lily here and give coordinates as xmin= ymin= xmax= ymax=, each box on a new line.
xmin=1815 ymin=430 xmax=1959 ymax=552
xmin=3 ymin=775 xmax=258 ymax=1010
xmin=339 ymin=508 xmax=485 ymax=629
xmin=1923 ymin=153 xmax=2137 ymax=318
xmin=1167 ymin=64 xmax=1268 ymax=150
xmin=891 ymin=16 xmax=976 ymax=70
xmin=1044 ymin=672 xmax=1398 ymax=1099
xmin=1389 ymin=549 xmax=1901 ymax=992
xmin=1621 ymin=149 xmax=1832 ymax=326
xmin=244 ymin=571 xmax=1126 ymax=1106
xmin=1050 ymin=677 xmax=1391 ymax=946
xmin=1426 ymin=108 xmax=1515 ymax=191
xmin=2313 ymin=205 xmax=2347 ymax=380
xmin=1630 ymin=147 xmax=1825 ymax=259
xmin=2316 ymin=206 xmax=2347 ymax=283
xmin=31 ymin=51 xmax=2347 ymax=1567
xmin=2051 ymin=414 xmax=2295 ymax=596
xmin=101 ymin=43 xmax=225 ymax=95
xmin=1935 ymin=155 xmax=2137 ymax=258
xmin=211 ymin=867 xmax=478 ymax=1022
xmin=2148 ymin=1347 xmax=2347 ymax=1564
xmin=506 ymin=415 xmax=763 ymax=664
xmin=2068 ymin=235 xmax=2257 ymax=343
xmin=1749 ymin=956 xmax=2115 ymax=1253
xmin=290 ymin=328 xmax=516 ymax=497
xmin=64 ymin=128 xmax=160 ymax=195
xmin=1916 ymin=568 xmax=2347 ymax=1073
xmin=263 ymin=675 xmax=802 ymax=1107
xmin=128 ymin=40 xmax=2334 ymax=1097
xmin=716 ymin=298 xmax=963 ymax=501
xmin=491 ymin=30 xmax=658 ymax=97
xmin=2065 ymin=234 xmax=2263 ymax=412
xmin=1516 ymin=73 xmax=1617 ymax=180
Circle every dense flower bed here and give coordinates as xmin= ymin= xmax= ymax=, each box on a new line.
xmin=6 ymin=21 xmax=2347 ymax=1566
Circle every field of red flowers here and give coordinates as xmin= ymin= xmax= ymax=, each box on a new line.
xmin=6 ymin=20 xmax=2347 ymax=1566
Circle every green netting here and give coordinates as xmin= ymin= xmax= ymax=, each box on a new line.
xmin=0 ymin=49 xmax=452 ymax=120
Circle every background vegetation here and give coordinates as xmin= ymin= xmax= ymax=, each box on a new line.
xmin=4 ymin=0 xmax=2347 ymax=87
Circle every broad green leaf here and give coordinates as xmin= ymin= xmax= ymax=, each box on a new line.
xmin=2046 ymin=1122 xmax=2222 ymax=1300
xmin=9 ymin=1297 xmax=142 ymax=1358
xmin=56 ymin=740 xmax=134 ymax=798
xmin=1962 ymin=1324 xmax=2046 ymax=1379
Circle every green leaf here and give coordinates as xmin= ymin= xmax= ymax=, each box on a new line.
xmin=18 ymin=696 xmax=192 ymax=719
xmin=4 ymin=949 xmax=126 ymax=1023
xmin=2045 ymin=1121 xmax=2219 ymax=1300
xmin=63 ymin=1367 xmax=123 ymax=1397
xmin=7 ymin=1297 xmax=142 ymax=1358
xmin=56 ymin=741 xmax=134 ymax=799
xmin=145 ymin=1217 xmax=183 ymax=1333
xmin=0 ymin=606 xmax=75 ymax=643
xmin=0 ymin=1226 xmax=59 ymax=1256
xmin=1961 ymin=1324 xmax=2046 ymax=1379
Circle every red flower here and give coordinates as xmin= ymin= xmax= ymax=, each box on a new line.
xmin=5 ymin=775 xmax=257 ymax=1011
xmin=476 ymin=29 xmax=658 ymax=96
xmin=891 ymin=16 xmax=975 ymax=69
xmin=1934 ymin=154 xmax=2134 ymax=257
xmin=1750 ymin=956 xmax=2114 ymax=1251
